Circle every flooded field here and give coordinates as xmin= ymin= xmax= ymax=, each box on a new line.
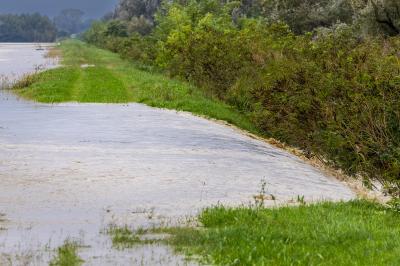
xmin=0 ymin=44 xmax=355 ymax=265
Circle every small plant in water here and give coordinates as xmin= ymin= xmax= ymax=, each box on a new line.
xmin=49 ymin=240 xmax=83 ymax=266
xmin=253 ymin=178 xmax=276 ymax=207
xmin=297 ymin=195 xmax=306 ymax=205
xmin=108 ymin=226 xmax=142 ymax=248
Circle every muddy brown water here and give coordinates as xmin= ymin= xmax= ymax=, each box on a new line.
xmin=0 ymin=44 xmax=355 ymax=265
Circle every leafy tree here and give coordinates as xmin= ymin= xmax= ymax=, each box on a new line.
xmin=54 ymin=9 xmax=86 ymax=36
xmin=106 ymin=20 xmax=128 ymax=37
xmin=113 ymin=0 xmax=162 ymax=35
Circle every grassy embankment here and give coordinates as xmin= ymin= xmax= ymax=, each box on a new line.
xmin=110 ymin=200 xmax=400 ymax=266
xmin=15 ymin=39 xmax=257 ymax=134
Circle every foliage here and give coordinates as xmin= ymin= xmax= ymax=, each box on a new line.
xmin=244 ymin=30 xmax=400 ymax=192
xmin=113 ymin=0 xmax=161 ymax=35
xmin=242 ymin=0 xmax=355 ymax=34
xmin=114 ymin=0 xmax=161 ymax=21
xmin=105 ymin=20 xmax=129 ymax=37
xmin=0 ymin=13 xmax=57 ymax=42
xmin=166 ymin=200 xmax=400 ymax=265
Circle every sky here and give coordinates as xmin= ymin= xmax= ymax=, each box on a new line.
xmin=1 ymin=0 xmax=119 ymax=18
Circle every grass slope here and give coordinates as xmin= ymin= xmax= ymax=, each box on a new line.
xmin=164 ymin=200 xmax=400 ymax=265
xmin=16 ymin=40 xmax=257 ymax=134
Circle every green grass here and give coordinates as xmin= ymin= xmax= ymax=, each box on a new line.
xmin=107 ymin=226 xmax=142 ymax=249
xmin=15 ymin=40 xmax=258 ymax=134
xmin=49 ymin=241 xmax=83 ymax=266
xmin=159 ymin=200 xmax=400 ymax=265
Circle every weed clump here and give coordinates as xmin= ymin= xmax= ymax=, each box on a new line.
xmin=49 ymin=241 xmax=83 ymax=266
xmin=108 ymin=226 xmax=142 ymax=248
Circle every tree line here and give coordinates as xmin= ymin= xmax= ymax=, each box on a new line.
xmin=102 ymin=0 xmax=400 ymax=36
xmin=0 ymin=13 xmax=56 ymax=42
xmin=0 ymin=9 xmax=92 ymax=42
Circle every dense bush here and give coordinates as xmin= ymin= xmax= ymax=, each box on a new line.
xmin=241 ymin=30 xmax=400 ymax=191
xmin=84 ymin=0 xmax=400 ymax=195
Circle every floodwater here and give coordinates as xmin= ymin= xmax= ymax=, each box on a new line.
xmin=0 ymin=43 xmax=56 ymax=88
xmin=0 ymin=44 xmax=355 ymax=265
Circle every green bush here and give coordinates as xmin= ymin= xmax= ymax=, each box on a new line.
xmin=240 ymin=29 xmax=400 ymax=192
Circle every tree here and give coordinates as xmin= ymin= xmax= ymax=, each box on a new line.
xmin=113 ymin=0 xmax=162 ymax=35
xmin=54 ymin=9 xmax=85 ymax=36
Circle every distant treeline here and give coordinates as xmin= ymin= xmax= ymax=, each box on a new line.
xmin=84 ymin=0 xmax=400 ymax=198
xmin=0 ymin=9 xmax=92 ymax=42
xmin=0 ymin=13 xmax=57 ymax=42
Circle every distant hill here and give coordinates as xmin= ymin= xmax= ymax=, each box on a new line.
xmin=1 ymin=0 xmax=118 ymax=18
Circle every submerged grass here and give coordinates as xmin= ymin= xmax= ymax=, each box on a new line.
xmin=49 ymin=241 xmax=83 ymax=266
xmin=144 ymin=200 xmax=400 ymax=265
xmin=107 ymin=226 xmax=142 ymax=249
xmin=15 ymin=40 xmax=257 ymax=134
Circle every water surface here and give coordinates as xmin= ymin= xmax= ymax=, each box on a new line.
xmin=0 ymin=43 xmax=55 ymax=88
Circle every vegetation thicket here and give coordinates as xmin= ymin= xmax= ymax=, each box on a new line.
xmin=83 ymin=0 xmax=400 ymax=199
